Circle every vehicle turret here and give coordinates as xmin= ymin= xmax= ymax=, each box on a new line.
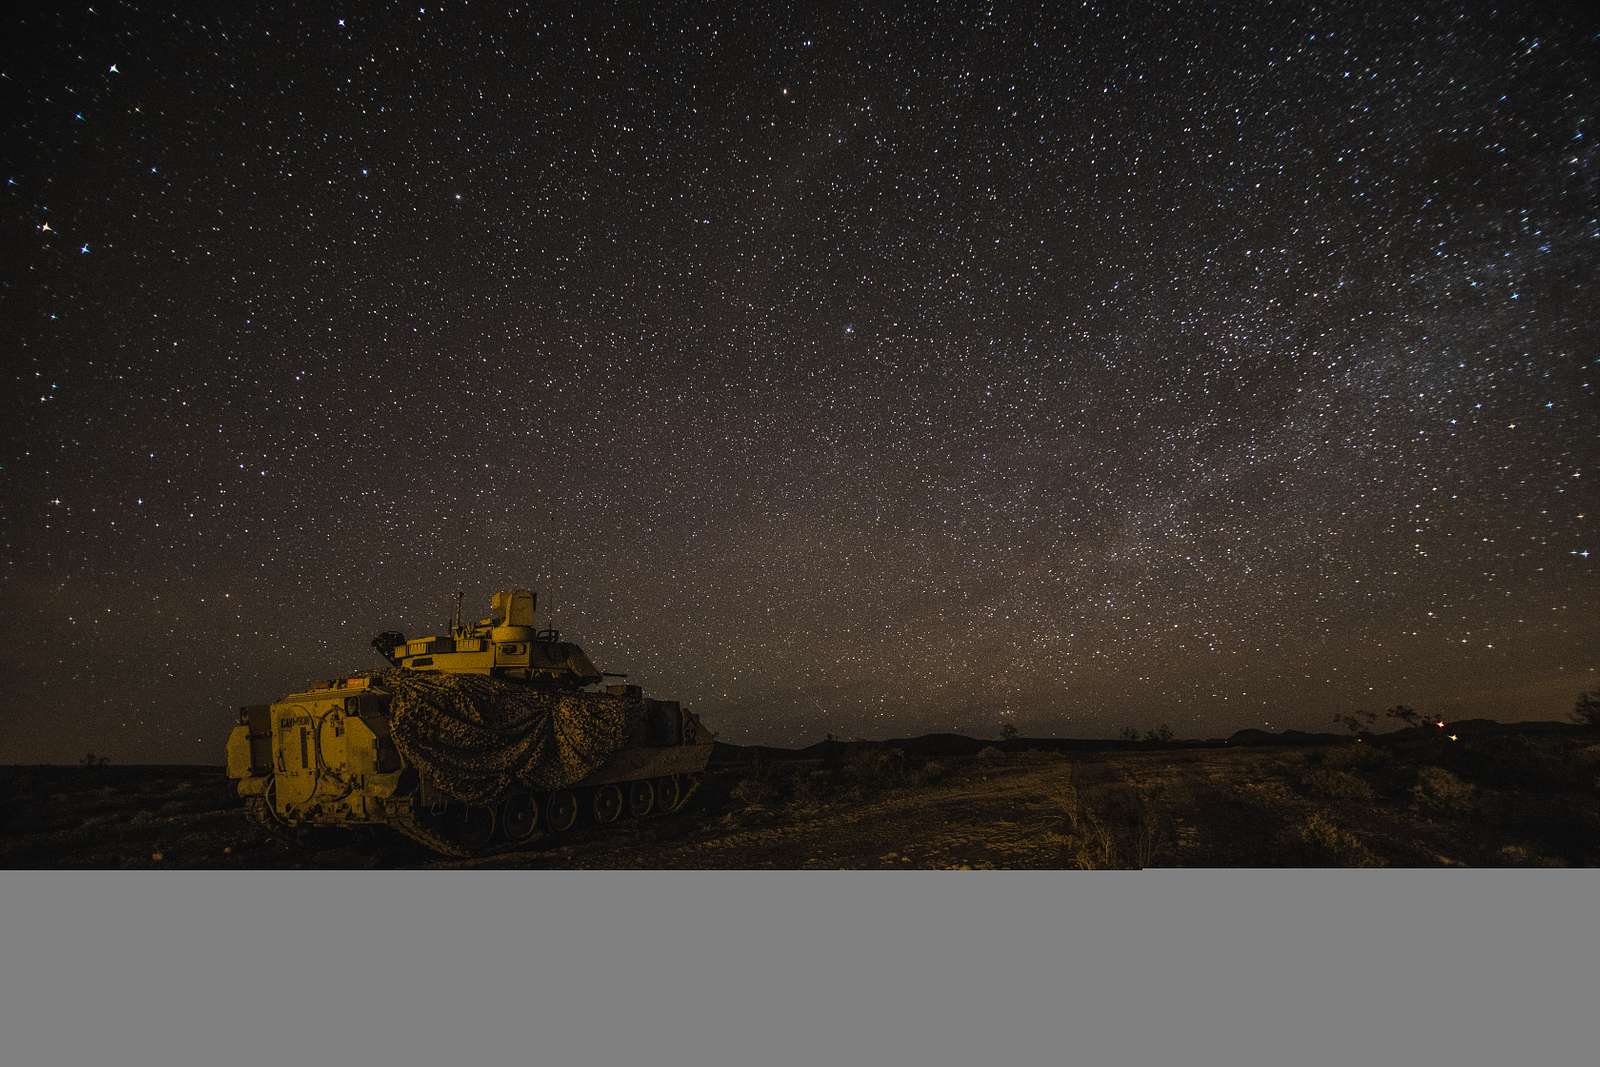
xmin=371 ymin=588 xmax=606 ymax=688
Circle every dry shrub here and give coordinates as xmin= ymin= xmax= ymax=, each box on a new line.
xmin=1439 ymin=735 xmax=1588 ymax=793
xmin=1072 ymin=808 xmax=1118 ymax=870
xmin=843 ymin=748 xmax=909 ymax=788
xmin=1301 ymin=768 xmax=1375 ymax=802
xmin=975 ymin=745 xmax=1005 ymax=763
xmin=731 ymin=777 xmax=779 ymax=809
xmin=1236 ymin=780 xmax=1296 ymax=811
xmin=1132 ymin=788 xmax=1173 ymax=868
xmin=1297 ymin=812 xmax=1384 ymax=867
xmin=788 ymin=771 xmax=832 ymax=808
xmin=1315 ymin=744 xmax=1392 ymax=772
xmin=1051 ymin=773 xmax=1081 ymax=831
xmin=760 ymin=749 xmax=935 ymax=811
xmin=1497 ymin=844 xmax=1563 ymax=868
xmin=1412 ymin=766 xmax=1475 ymax=812
xmin=1047 ymin=766 xmax=1118 ymax=868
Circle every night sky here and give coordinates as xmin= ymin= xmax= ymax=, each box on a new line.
xmin=3 ymin=2 xmax=1595 ymax=763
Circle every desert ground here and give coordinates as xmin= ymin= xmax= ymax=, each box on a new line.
xmin=4 ymin=723 xmax=1597 ymax=869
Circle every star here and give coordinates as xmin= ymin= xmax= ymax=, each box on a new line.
xmin=109 ymin=63 xmax=119 ymax=74
xmin=79 ymin=243 xmax=91 ymax=254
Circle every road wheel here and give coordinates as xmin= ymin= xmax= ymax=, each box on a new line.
xmin=500 ymin=792 xmax=540 ymax=843
xmin=593 ymin=783 xmax=624 ymax=824
xmin=626 ymin=779 xmax=655 ymax=818
xmin=545 ymin=790 xmax=579 ymax=833
xmin=653 ymin=775 xmax=681 ymax=813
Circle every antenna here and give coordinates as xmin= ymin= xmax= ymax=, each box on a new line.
xmin=453 ymin=590 xmax=464 ymax=635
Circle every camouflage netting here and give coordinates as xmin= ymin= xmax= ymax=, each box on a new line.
xmin=380 ymin=670 xmax=629 ymax=805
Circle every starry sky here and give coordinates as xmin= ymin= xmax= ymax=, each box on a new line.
xmin=2 ymin=2 xmax=1595 ymax=763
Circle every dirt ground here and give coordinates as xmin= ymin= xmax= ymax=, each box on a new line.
xmin=4 ymin=724 xmax=1597 ymax=869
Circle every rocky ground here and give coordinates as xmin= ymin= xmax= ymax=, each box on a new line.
xmin=4 ymin=722 xmax=1597 ymax=869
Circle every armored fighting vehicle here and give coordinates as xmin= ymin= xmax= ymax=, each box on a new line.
xmin=225 ymin=589 xmax=714 ymax=857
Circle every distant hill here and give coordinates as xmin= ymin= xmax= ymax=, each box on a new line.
xmin=709 ymin=718 xmax=1593 ymax=764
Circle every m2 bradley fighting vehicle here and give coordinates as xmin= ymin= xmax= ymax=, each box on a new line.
xmin=225 ymin=588 xmax=714 ymax=857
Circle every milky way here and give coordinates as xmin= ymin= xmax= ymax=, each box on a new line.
xmin=3 ymin=3 xmax=1595 ymax=761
